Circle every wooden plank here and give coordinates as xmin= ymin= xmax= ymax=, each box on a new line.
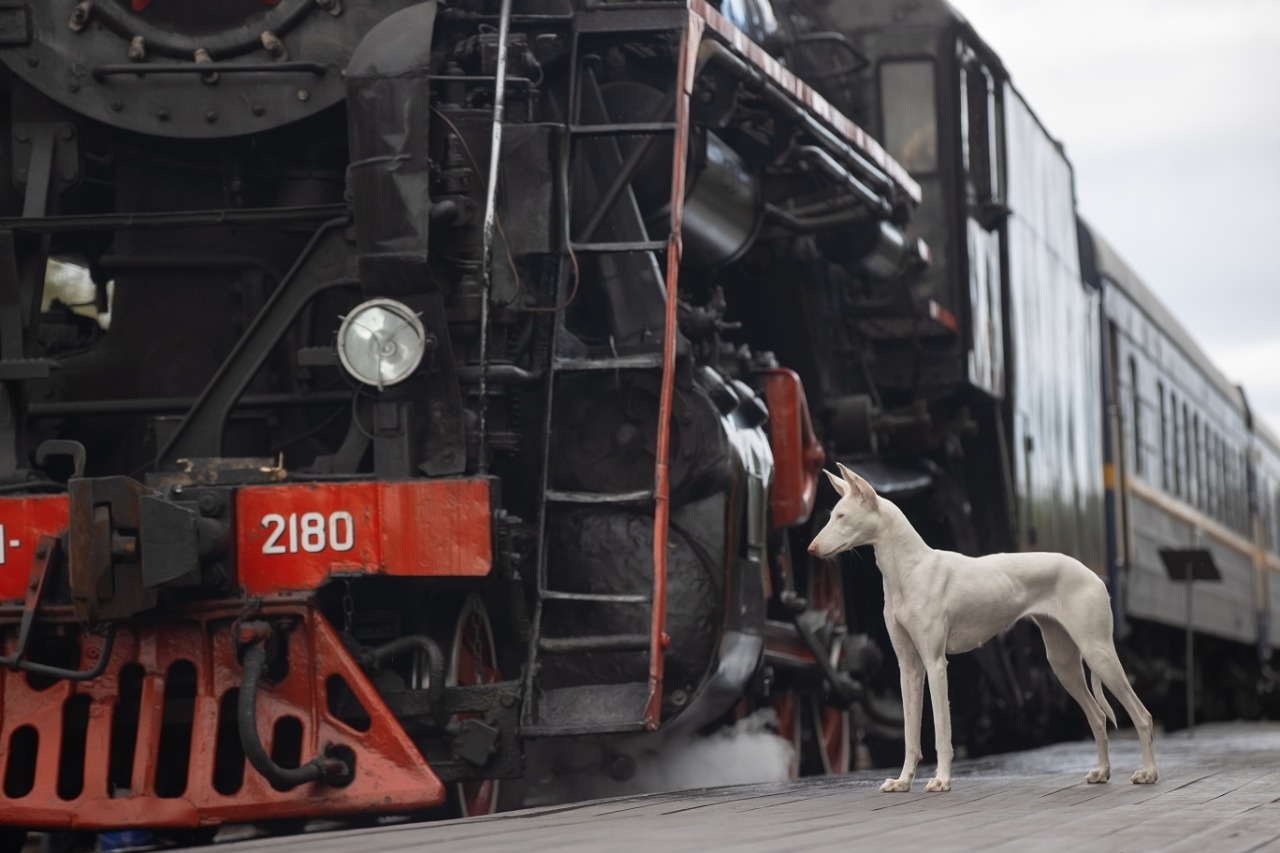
xmin=207 ymin=723 xmax=1280 ymax=853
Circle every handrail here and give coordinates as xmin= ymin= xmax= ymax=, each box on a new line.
xmin=476 ymin=0 xmax=515 ymax=474
xmin=644 ymin=9 xmax=705 ymax=730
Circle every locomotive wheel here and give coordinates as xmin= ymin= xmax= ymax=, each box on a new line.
xmin=410 ymin=593 xmax=504 ymax=818
xmin=800 ymin=556 xmax=852 ymax=775
xmin=445 ymin=594 xmax=503 ymax=818
xmin=801 ymin=693 xmax=852 ymax=776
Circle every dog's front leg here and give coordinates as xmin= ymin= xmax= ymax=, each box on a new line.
xmin=880 ymin=621 xmax=924 ymax=793
xmin=922 ymin=653 xmax=953 ymax=793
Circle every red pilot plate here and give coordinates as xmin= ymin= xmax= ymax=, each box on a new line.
xmin=236 ymin=479 xmax=493 ymax=594
xmin=0 ymin=495 xmax=69 ymax=601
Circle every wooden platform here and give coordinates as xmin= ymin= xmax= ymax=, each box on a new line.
xmin=220 ymin=722 xmax=1280 ymax=853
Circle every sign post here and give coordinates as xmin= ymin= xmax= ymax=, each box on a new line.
xmin=1158 ymin=546 xmax=1221 ymax=736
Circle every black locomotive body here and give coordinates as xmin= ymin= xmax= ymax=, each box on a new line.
xmin=1 ymin=0 xmax=1278 ymax=843
xmin=0 ymin=0 xmax=929 ymax=838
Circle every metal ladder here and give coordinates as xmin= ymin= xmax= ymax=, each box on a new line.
xmin=516 ymin=5 xmax=697 ymax=736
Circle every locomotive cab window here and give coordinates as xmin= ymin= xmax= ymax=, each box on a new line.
xmin=880 ymin=60 xmax=938 ymax=174
xmin=958 ymin=47 xmax=1003 ymax=229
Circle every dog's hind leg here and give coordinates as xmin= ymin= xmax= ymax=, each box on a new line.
xmin=1079 ymin=640 xmax=1158 ymax=784
xmin=880 ymin=620 xmax=924 ymax=793
xmin=1059 ymin=593 xmax=1159 ymax=784
xmin=1035 ymin=617 xmax=1110 ymax=784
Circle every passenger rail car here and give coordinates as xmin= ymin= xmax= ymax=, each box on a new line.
xmin=1086 ymin=221 xmax=1280 ymax=723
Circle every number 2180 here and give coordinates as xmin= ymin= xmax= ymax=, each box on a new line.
xmin=261 ymin=512 xmax=355 ymax=555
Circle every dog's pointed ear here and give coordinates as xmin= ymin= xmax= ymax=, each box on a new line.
xmin=824 ymin=469 xmax=850 ymax=497
xmin=837 ymin=462 xmax=877 ymax=505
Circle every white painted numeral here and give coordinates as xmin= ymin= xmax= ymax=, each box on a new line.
xmin=260 ymin=512 xmax=356 ymax=555
xmin=300 ymin=512 xmax=325 ymax=553
xmin=329 ymin=512 xmax=355 ymax=552
xmin=262 ymin=514 xmax=287 ymax=554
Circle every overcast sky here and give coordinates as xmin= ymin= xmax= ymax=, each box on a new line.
xmin=947 ymin=0 xmax=1280 ymax=435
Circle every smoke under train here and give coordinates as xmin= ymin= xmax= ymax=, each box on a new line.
xmin=0 ymin=0 xmax=1277 ymax=844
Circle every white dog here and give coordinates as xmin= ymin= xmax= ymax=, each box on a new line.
xmin=808 ymin=464 xmax=1157 ymax=792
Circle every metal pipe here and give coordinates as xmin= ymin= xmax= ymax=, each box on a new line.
xmin=92 ymin=61 xmax=326 ymax=81
xmin=0 ymin=204 xmax=348 ymax=234
xmin=477 ymin=0 xmax=515 ymax=475
xmin=29 ymin=390 xmax=352 ymax=419
xmin=791 ymin=145 xmax=892 ymax=216
xmin=359 ymin=634 xmax=449 ymax=728
xmin=2 ymin=626 xmax=116 ymax=682
xmin=98 ymin=254 xmax=284 ymax=285
xmin=693 ymin=40 xmax=897 ymax=205
xmin=763 ymin=203 xmax=871 ymax=234
xmin=238 ymin=632 xmax=349 ymax=790
xmin=455 ymin=364 xmax=543 ymax=385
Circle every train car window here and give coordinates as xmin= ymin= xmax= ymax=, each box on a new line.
xmin=1219 ymin=436 xmax=1228 ymax=522
xmin=1129 ymin=358 xmax=1143 ymax=476
xmin=1158 ymin=381 xmax=1169 ymax=490
xmin=1207 ymin=431 xmax=1216 ymax=518
xmin=1183 ymin=403 xmax=1192 ymax=506
xmin=1193 ymin=414 xmax=1202 ymax=510
xmin=880 ymin=60 xmax=938 ymax=174
xmin=1235 ymin=450 xmax=1245 ymax=531
xmin=1171 ymin=392 xmax=1181 ymax=497
xmin=1235 ymin=448 xmax=1243 ymax=529
xmin=1223 ymin=435 xmax=1233 ymax=522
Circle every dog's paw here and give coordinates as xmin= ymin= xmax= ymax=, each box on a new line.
xmin=1085 ymin=767 xmax=1111 ymax=784
xmin=923 ymin=777 xmax=951 ymax=793
xmin=1131 ymin=767 xmax=1158 ymax=785
xmin=880 ymin=778 xmax=912 ymax=793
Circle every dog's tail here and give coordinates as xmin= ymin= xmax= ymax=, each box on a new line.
xmin=1091 ymin=670 xmax=1118 ymax=729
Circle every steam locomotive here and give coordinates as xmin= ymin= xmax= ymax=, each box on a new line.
xmin=1 ymin=0 xmax=1277 ymax=845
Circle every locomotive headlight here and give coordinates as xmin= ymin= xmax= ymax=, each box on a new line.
xmin=337 ymin=299 xmax=427 ymax=389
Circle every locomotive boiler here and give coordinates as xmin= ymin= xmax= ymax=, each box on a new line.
xmin=0 ymin=0 xmax=929 ymax=841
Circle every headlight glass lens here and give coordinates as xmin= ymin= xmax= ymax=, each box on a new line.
xmin=337 ymin=299 xmax=426 ymax=388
